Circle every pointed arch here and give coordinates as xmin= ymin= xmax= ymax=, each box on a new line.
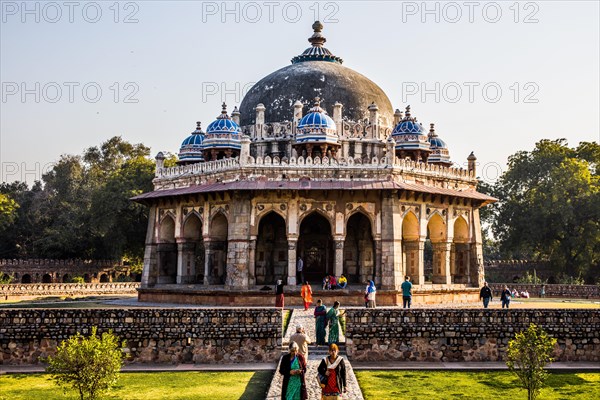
xmin=157 ymin=214 xmax=177 ymax=284
xmin=344 ymin=211 xmax=374 ymax=283
xmin=345 ymin=207 xmax=376 ymax=238
xmin=182 ymin=212 xmax=205 ymax=284
xmin=255 ymin=211 xmax=288 ymax=285
xmin=453 ymin=216 xmax=469 ymax=243
xmin=402 ymin=211 xmax=421 ymax=283
xmin=451 ymin=215 xmax=471 ymax=283
xmin=298 ymin=211 xmax=334 ymax=281
xmin=402 ymin=211 xmax=419 ymax=241
xmin=427 ymin=213 xmax=446 ymax=243
xmin=159 ymin=215 xmax=176 ymax=243
xmin=207 ymin=212 xmax=228 ymax=284
xmin=182 ymin=212 xmax=202 ymax=240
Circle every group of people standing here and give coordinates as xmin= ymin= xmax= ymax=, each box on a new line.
xmin=280 ymin=299 xmax=347 ymax=400
xmin=280 ymin=341 xmax=347 ymax=400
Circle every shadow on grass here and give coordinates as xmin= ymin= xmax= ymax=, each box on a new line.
xmin=239 ymin=370 xmax=274 ymax=400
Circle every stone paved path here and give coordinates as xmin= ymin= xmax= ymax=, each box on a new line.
xmin=267 ymin=308 xmax=363 ymax=400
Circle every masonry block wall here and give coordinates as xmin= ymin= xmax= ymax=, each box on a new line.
xmin=345 ymin=309 xmax=600 ymax=362
xmin=1 ymin=283 xmax=140 ymax=299
xmin=488 ymin=283 xmax=600 ymax=299
xmin=0 ymin=309 xmax=281 ymax=365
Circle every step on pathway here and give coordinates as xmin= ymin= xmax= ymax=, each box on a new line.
xmin=266 ymin=308 xmax=363 ymax=400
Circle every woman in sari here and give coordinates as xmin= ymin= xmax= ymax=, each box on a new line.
xmin=317 ymin=343 xmax=347 ymax=399
xmin=314 ymin=299 xmax=327 ymax=346
xmin=326 ymin=301 xmax=343 ymax=345
xmin=300 ymin=281 xmax=313 ymax=310
xmin=279 ymin=342 xmax=307 ymax=400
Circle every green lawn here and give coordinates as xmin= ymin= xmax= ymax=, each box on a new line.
xmin=0 ymin=371 xmax=273 ymax=400
xmin=355 ymin=371 xmax=600 ymax=400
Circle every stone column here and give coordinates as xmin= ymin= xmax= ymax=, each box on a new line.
xmin=373 ymin=237 xmax=382 ymax=287
xmin=225 ymin=193 xmax=252 ymax=289
xmin=248 ymin=238 xmax=257 ymax=286
xmin=432 ymin=241 xmax=452 ymax=285
xmin=380 ymin=192 xmax=403 ymax=290
xmin=470 ymin=208 xmax=485 ymax=287
xmin=417 ymin=238 xmax=426 ymax=285
xmin=334 ymin=237 xmax=344 ymax=278
xmin=176 ymin=240 xmax=197 ymax=284
xmin=203 ymin=237 xmax=212 ymax=285
xmin=287 ymin=238 xmax=298 ymax=286
xmin=141 ymin=206 xmax=158 ymax=287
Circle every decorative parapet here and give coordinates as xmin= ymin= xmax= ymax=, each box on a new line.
xmin=154 ymin=155 xmax=475 ymax=183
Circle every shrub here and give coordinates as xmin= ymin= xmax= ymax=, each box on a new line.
xmin=506 ymin=323 xmax=557 ymax=400
xmin=70 ymin=276 xmax=85 ymax=284
xmin=45 ymin=326 xmax=126 ymax=400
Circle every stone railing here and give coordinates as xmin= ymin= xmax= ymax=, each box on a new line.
xmin=488 ymin=283 xmax=600 ymax=299
xmin=0 ymin=309 xmax=282 ymax=365
xmin=156 ymin=155 xmax=475 ymax=182
xmin=345 ymin=309 xmax=600 ymax=362
xmin=0 ymin=282 xmax=140 ymax=297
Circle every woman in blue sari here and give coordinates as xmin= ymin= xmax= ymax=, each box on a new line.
xmin=326 ymin=301 xmax=343 ymax=345
xmin=279 ymin=342 xmax=307 ymax=400
xmin=314 ymin=299 xmax=327 ymax=346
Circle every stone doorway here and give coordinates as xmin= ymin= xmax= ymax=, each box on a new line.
xmin=298 ymin=212 xmax=333 ymax=283
xmin=255 ymin=212 xmax=288 ymax=285
xmin=344 ymin=212 xmax=374 ymax=283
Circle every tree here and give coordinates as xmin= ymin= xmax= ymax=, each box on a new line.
xmin=46 ymin=327 xmax=126 ymax=400
xmin=0 ymin=192 xmax=18 ymax=230
xmin=0 ymin=136 xmax=156 ymax=261
xmin=492 ymin=139 xmax=600 ymax=282
xmin=506 ymin=323 xmax=557 ymax=400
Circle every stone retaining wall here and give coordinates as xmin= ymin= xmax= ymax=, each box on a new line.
xmin=488 ymin=283 xmax=600 ymax=299
xmin=0 ymin=283 xmax=140 ymax=299
xmin=0 ymin=309 xmax=281 ymax=365
xmin=345 ymin=309 xmax=600 ymax=362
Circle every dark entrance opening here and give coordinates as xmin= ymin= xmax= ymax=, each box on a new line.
xmin=344 ymin=212 xmax=374 ymax=283
xmin=256 ymin=212 xmax=288 ymax=285
xmin=298 ymin=212 xmax=333 ymax=283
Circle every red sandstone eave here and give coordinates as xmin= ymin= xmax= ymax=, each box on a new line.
xmin=130 ymin=180 xmax=498 ymax=206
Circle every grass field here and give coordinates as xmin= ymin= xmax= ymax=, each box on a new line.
xmin=355 ymin=371 xmax=600 ymax=400
xmin=0 ymin=371 xmax=273 ymax=400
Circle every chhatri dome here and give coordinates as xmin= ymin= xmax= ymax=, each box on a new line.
xmin=239 ymin=21 xmax=394 ymax=127
xmin=201 ymin=103 xmax=242 ymax=161
xmin=178 ymin=121 xmax=205 ymax=165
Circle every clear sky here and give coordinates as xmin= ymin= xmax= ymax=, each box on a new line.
xmin=1 ymin=0 xmax=599 ymax=184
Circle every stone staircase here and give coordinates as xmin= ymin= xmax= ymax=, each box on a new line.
xmin=265 ymin=308 xmax=364 ymax=400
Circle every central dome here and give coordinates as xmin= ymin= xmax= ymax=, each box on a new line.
xmin=239 ymin=22 xmax=394 ymax=128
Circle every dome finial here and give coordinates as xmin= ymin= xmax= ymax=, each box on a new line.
xmin=217 ymin=103 xmax=231 ymax=120
xmin=429 ymin=123 xmax=437 ymax=137
xmin=314 ymin=97 xmax=321 ymax=107
xmin=309 ymin=21 xmax=326 ymax=47
xmin=196 ymin=121 xmax=202 ymax=130
xmin=405 ymin=105 xmax=411 ymax=119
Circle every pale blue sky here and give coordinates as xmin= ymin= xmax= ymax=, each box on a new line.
xmin=1 ymin=1 xmax=599 ymax=184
